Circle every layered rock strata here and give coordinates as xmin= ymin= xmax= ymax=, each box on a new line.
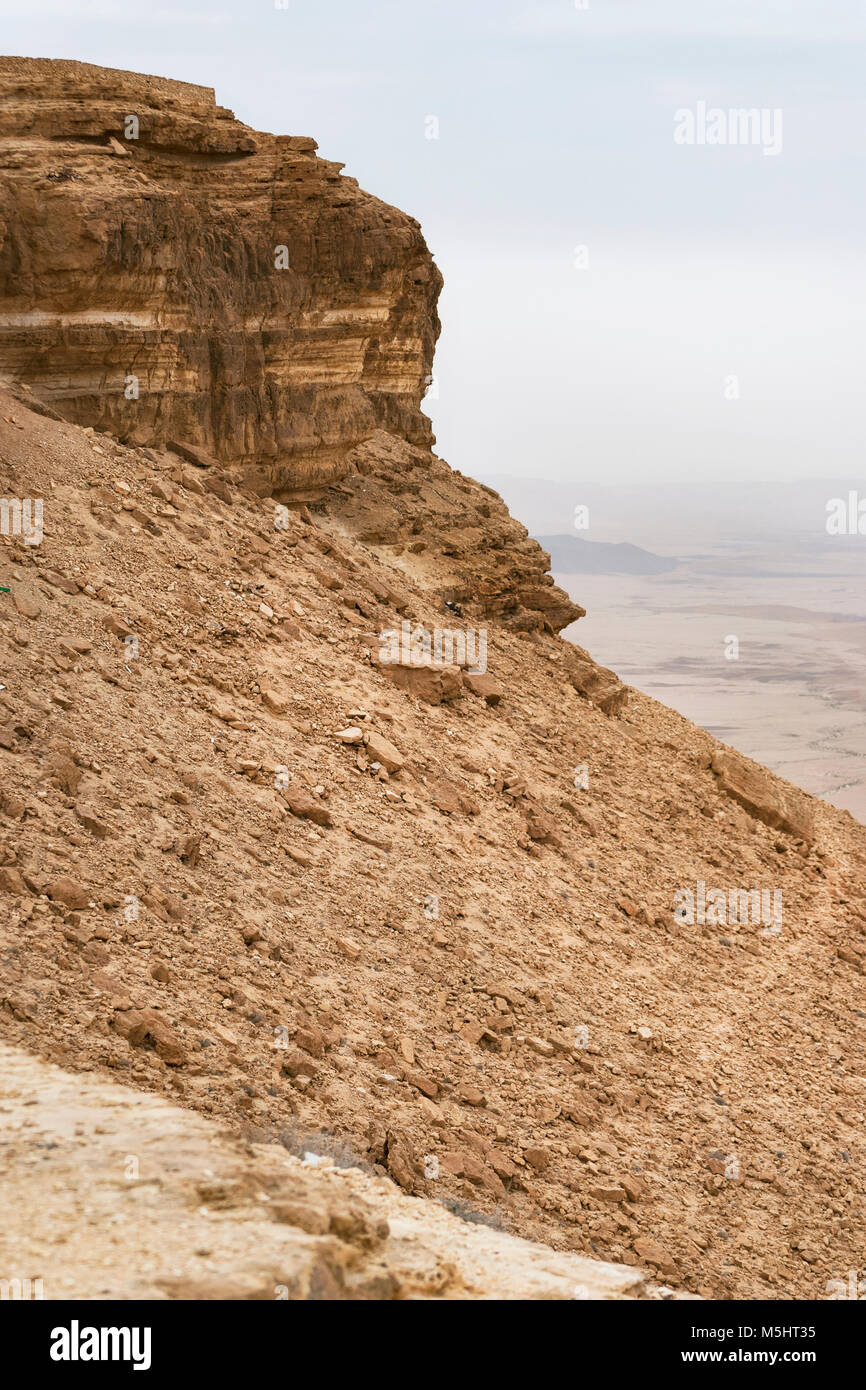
xmin=0 ymin=57 xmax=441 ymax=491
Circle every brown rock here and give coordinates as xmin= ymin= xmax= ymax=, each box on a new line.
xmin=438 ymin=1152 xmax=465 ymax=1177
xmin=461 ymin=1154 xmax=489 ymax=1186
xmin=47 ymin=876 xmax=90 ymax=910
xmin=103 ymin=612 xmax=136 ymax=640
xmin=404 ymin=1070 xmax=439 ymax=1099
xmin=43 ymin=570 xmax=79 ymax=595
xmin=488 ymin=1150 xmax=518 ymax=1182
xmin=524 ymin=1146 xmax=551 ymax=1172
xmin=281 ymin=1049 xmax=320 ymax=1081
xmin=282 ymin=786 xmax=333 ymax=827
xmin=621 ymin=1174 xmax=648 ymax=1203
xmin=364 ymin=730 xmax=404 ymax=773
xmin=711 ymin=749 xmax=815 ymax=843
xmin=461 ymin=671 xmax=502 ymax=704
xmin=589 ymin=1185 xmax=627 ymax=1203
xmin=204 ymin=475 xmax=233 ymax=505
xmin=178 ymin=834 xmax=201 ymax=866
xmin=633 ymin=1236 xmax=678 ymax=1275
xmin=346 ymin=823 xmax=391 ymax=850
xmin=385 ymin=1133 xmax=418 ymax=1193
xmin=81 ymin=941 xmax=110 ymax=966
xmin=376 ymin=658 xmax=463 ymax=706
xmin=112 ymin=1009 xmax=186 ymax=1066
xmin=562 ymin=645 xmax=627 ymax=716
xmin=75 ymin=804 xmax=110 ymax=838
xmin=523 ymin=805 xmax=557 ymax=843
xmin=483 ymin=982 xmax=525 ymax=1007
xmin=260 ymin=687 xmax=287 ymax=715
xmin=11 ymin=584 xmax=41 ymax=620
xmin=0 ymin=866 xmax=27 ymax=894
xmin=428 ymin=778 xmax=478 ymax=816
xmin=59 ymin=635 xmax=92 ymax=656
xmin=295 ymin=1026 xmax=325 ymax=1058
xmin=168 ymin=441 xmax=217 ymax=470
xmin=428 ymin=779 xmax=462 ymax=815
xmin=47 ymin=754 xmax=83 ymax=796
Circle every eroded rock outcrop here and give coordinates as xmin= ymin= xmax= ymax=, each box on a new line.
xmin=0 ymin=1042 xmax=664 ymax=1300
xmin=0 ymin=57 xmax=590 ymax=642
xmin=326 ymin=431 xmax=585 ymax=633
xmin=0 ymin=57 xmax=441 ymax=491
xmin=710 ymin=748 xmax=815 ymax=844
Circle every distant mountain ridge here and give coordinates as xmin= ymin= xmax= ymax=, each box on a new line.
xmin=483 ymin=474 xmax=866 ymax=553
xmin=537 ymin=533 xmax=678 ymax=576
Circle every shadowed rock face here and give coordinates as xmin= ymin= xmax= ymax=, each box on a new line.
xmin=0 ymin=57 xmax=442 ymax=492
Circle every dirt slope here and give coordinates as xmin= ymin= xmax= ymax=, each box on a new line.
xmin=1 ymin=385 xmax=865 ymax=1300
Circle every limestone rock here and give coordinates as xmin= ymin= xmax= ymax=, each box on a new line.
xmin=711 ymin=749 xmax=815 ymax=843
xmin=462 ymin=671 xmax=502 ymax=704
xmin=282 ymin=786 xmax=333 ymax=827
xmin=0 ymin=58 xmax=440 ymax=493
xmin=46 ymin=876 xmax=90 ymax=910
xmin=562 ymin=645 xmax=628 ymax=717
xmin=364 ymin=730 xmax=404 ymax=773
xmin=375 ymin=657 xmax=463 ymax=706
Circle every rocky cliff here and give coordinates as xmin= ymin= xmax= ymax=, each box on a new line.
xmin=1 ymin=62 xmax=865 ymax=1303
xmin=0 ymin=57 xmax=586 ymax=637
xmin=0 ymin=58 xmax=439 ymax=491
xmin=2 ymin=378 xmax=865 ymax=1300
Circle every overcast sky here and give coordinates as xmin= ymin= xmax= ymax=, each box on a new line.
xmin=3 ymin=0 xmax=865 ymax=484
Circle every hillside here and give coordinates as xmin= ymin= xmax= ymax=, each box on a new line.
xmin=1 ymin=60 xmax=865 ymax=1302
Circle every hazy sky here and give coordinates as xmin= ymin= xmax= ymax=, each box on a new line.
xmin=3 ymin=0 xmax=865 ymax=484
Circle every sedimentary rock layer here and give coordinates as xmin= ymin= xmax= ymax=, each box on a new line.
xmin=0 ymin=57 xmax=441 ymax=491
xmin=0 ymin=59 xmax=585 ymax=636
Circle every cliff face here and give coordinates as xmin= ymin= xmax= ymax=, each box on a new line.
xmin=0 ymin=58 xmax=441 ymax=492
xmin=0 ymin=57 xmax=588 ymax=636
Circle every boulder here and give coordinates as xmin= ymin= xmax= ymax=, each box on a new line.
xmin=112 ymin=1009 xmax=187 ymax=1066
xmin=282 ymin=786 xmax=333 ymax=827
xmin=364 ymin=730 xmax=404 ymax=773
xmin=375 ymin=657 xmax=463 ymax=705
xmin=711 ymin=749 xmax=815 ymax=842
xmin=461 ymin=671 xmax=502 ymax=704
